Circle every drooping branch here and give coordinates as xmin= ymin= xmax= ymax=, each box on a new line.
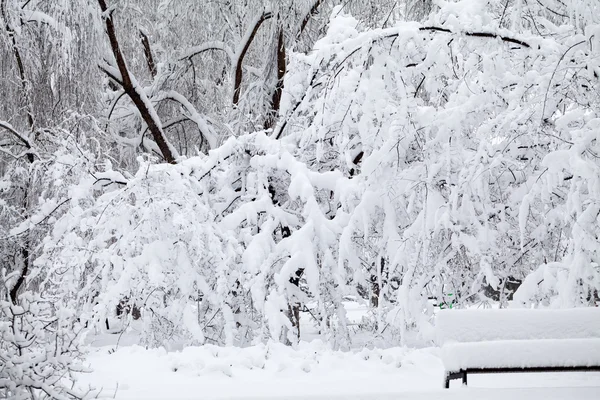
xmin=273 ymin=68 xmax=320 ymax=140
xmin=154 ymin=90 xmax=219 ymax=149
xmin=232 ymin=11 xmax=273 ymax=106
xmin=107 ymin=90 xmax=127 ymax=120
xmin=332 ymin=25 xmax=531 ymax=77
xmin=0 ymin=120 xmax=33 ymax=150
xmin=97 ymin=0 xmax=178 ymax=164
xmin=179 ymin=41 xmax=233 ymax=62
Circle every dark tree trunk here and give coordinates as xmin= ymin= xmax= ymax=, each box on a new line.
xmin=288 ymin=303 xmax=301 ymax=340
xmin=2 ymin=1 xmax=35 ymax=303
xmin=265 ymin=29 xmax=286 ymax=130
xmin=9 ymin=244 xmax=29 ymax=304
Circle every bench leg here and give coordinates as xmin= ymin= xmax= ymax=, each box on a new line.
xmin=444 ymin=371 xmax=463 ymax=389
xmin=462 ymin=371 xmax=468 ymax=386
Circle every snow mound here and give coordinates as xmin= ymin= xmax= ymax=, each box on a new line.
xmin=442 ymin=338 xmax=600 ymax=371
xmin=89 ymin=341 xmax=411 ymax=378
xmin=436 ymin=308 xmax=600 ymax=344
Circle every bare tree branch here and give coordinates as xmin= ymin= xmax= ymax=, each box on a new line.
xmin=0 ymin=120 xmax=33 ymax=149
xmin=154 ymin=90 xmax=218 ymax=149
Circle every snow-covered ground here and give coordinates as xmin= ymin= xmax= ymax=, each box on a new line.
xmin=78 ymin=316 xmax=600 ymax=400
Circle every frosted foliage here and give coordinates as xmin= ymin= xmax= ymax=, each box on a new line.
xmin=36 ymin=133 xmax=351 ymax=348
xmin=0 ymin=127 xmax=101 ymax=398
xmin=0 ymin=296 xmax=92 ymax=400
xmin=280 ymin=1 xmax=600 ymax=336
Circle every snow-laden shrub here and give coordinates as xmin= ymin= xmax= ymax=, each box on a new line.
xmin=34 ymin=1 xmax=600 ymax=349
xmin=513 ymin=115 xmax=600 ymax=307
xmin=39 ymin=133 xmax=353 ymax=348
xmin=278 ymin=1 xmax=600 ymax=338
xmin=0 ymin=294 xmax=91 ymax=400
xmin=0 ymin=125 xmax=104 ymax=399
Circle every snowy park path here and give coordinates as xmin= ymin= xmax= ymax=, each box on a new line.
xmin=80 ymin=342 xmax=600 ymax=400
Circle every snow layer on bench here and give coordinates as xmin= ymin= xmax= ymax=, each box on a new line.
xmin=442 ymin=338 xmax=600 ymax=371
xmin=436 ymin=308 xmax=600 ymax=344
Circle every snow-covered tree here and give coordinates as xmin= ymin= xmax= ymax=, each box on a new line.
xmin=2 ymin=0 xmax=599 ymax=374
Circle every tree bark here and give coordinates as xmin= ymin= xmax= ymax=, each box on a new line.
xmin=140 ymin=30 xmax=157 ymax=78
xmin=10 ymin=245 xmax=29 ymax=304
xmin=265 ymin=29 xmax=286 ymax=129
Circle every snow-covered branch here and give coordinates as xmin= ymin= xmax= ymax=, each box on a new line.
xmin=179 ymin=40 xmax=234 ymax=63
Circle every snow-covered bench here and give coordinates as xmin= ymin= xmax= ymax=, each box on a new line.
xmin=436 ymin=308 xmax=600 ymax=388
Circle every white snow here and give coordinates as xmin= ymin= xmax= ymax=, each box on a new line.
xmin=77 ymin=340 xmax=600 ymax=399
xmin=436 ymin=308 xmax=600 ymax=343
xmin=442 ymin=338 xmax=600 ymax=371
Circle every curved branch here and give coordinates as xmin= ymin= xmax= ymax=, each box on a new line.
xmin=273 ymin=68 xmax=320 ymax=140
xmin=541 ymin=40 xmax=586 ymax=121
xmin=332 ymin=25 xmax=531 ymax=76
xmin=154 ymin=90 xmax=218 ymax=149
xmin=107 ymin=90 xmax=127 ymax=120
xmin=179 ymin=40 xmax=233 ymax=62
xmin=163 ymin=116 xmax=190 ymax=130
xmin=0 ymin=120 xmax=33 ymax=149
xmin=232 ymin=11 xmax=273 ymax=106
xmin=0 ymin=146 xmax=29 ymax=160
